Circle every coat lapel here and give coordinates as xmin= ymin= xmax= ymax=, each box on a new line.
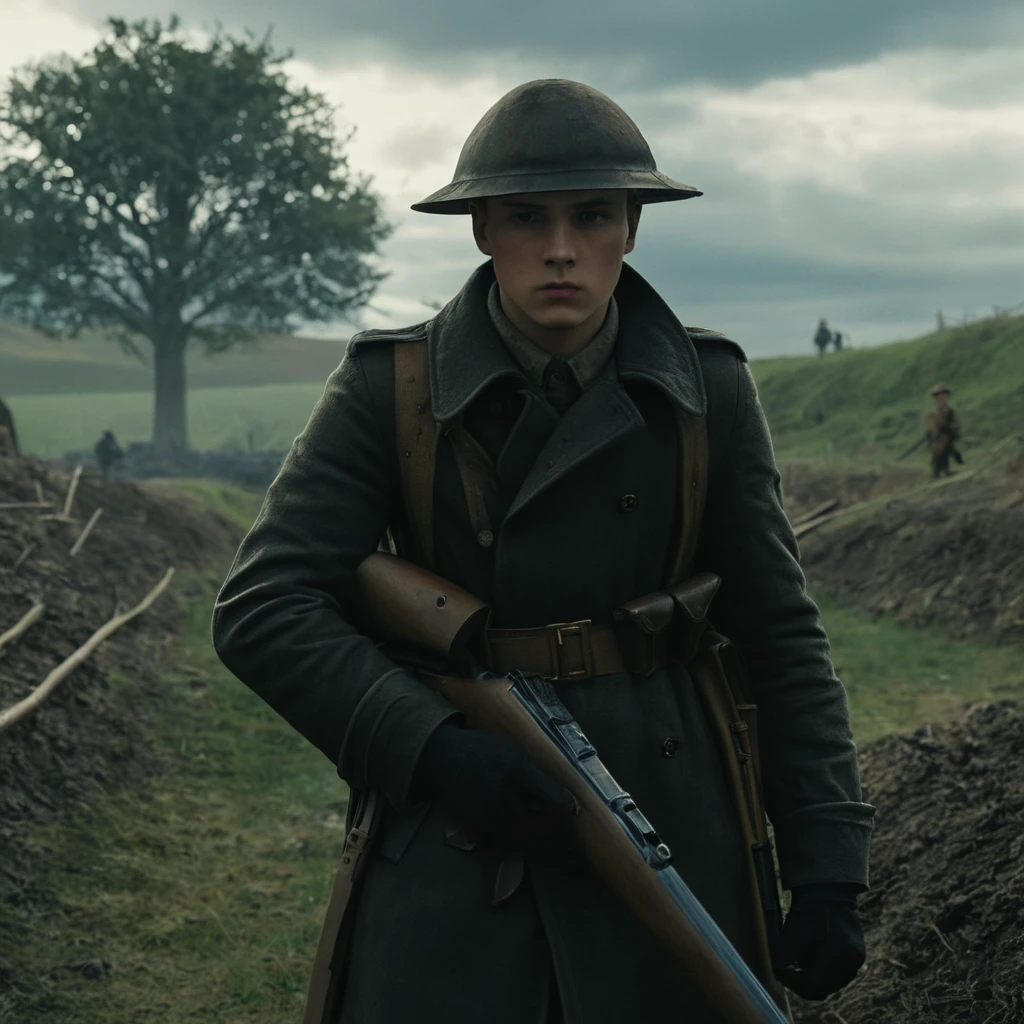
xmin=505 ymin=367 xmax=645 ymax=522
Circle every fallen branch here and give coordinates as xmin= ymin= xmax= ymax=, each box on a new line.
xmin=35 ymin=481 xmax=45 ymax=504
xmin=790 ymin=497 xmax=839 ymax=528
xmin=11 ymin=543 xmax=35 ymax=574
xmin=0 ymin=602 xmax=45 ymax=655
xmin=0 ymin=568 xmax=175 ymax=735
xmin=69 ymin=508 xmax=103 ymax=557
xmin=60 ymin=465 xmax=83 ymax=520
xmin=0 ymin=502 xmax=54 ymax=511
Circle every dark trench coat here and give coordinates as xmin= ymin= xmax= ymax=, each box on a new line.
xmin=212 ymin=261 xmax=874 ymax=1023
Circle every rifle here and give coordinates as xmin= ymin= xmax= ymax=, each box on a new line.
xmin=355 ymin=552 xmax=789 ymax=1024
xmin=897 ymin=432 xmax=929 ymax=461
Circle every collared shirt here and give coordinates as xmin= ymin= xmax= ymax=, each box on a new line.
xmin=486 ymin=282 xmax=619 ymax=390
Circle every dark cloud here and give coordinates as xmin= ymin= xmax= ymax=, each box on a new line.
xmin=52 ymin=0 xmax=1024 ymax=88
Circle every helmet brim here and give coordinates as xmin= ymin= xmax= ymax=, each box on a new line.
xmin=411 ymin=168 xmax=701 ymax=214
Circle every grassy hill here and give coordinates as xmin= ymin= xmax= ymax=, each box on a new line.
xmin=0 ymin=323 xmax=348 ymax=395
xmin=752 ymin=314 xmax=1024 ymax=462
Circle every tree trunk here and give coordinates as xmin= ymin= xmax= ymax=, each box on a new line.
xmin=152 ymin=334 xmax=188 ymax=453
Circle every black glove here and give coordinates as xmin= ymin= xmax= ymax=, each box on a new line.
xmin=416 ymin=724 xmax=578 ymax=855
xmin=773 ymin=884 xmax=866 ymax=1000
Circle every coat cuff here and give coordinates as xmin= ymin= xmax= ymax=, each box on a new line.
xmin=337 ymin=668 xmax=460 ymax=811
xmin=773 ymin=800 xmax=875 ymax=890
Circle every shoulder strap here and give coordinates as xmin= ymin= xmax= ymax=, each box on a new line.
xmin=665 ymin=409 xmax=709 ymax=586
xmin=393 ymin=340 xmax=438 ymax=571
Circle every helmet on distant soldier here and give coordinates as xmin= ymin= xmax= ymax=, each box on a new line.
xmin=929 ymin=383 xmax=952 ymax=397
xmin=411 ymin=79 xmax=702 ymax=214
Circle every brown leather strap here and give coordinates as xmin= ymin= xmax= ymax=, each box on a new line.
xmin=448 ymin=423 xmax=495 ymax=549
xmin=487 ymin=619 xmax=643 ymax=680
xmin=302 ymin=791 xmax=379 ymax=1024
xmin=665 ymin=409 xmax=709 ymax=587
xmin=393 ymin=340 xmax=437 ymax=570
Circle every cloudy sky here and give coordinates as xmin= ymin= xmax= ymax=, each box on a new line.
xmin=3 ymin=0 xmax=1023 ymax=357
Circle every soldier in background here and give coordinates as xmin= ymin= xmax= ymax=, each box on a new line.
xmin=0 ymin=395 xmax=19 ymax=456
xmin=924 ymin=384 xmax=959 ymax=478
xmin=94 ymin=429 xmax=125 ymax=478
xmin=814 ymin=319 xmax=831 ymax=355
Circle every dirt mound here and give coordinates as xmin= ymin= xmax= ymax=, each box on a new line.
xmin=792 ymin=700 xmax=1024 ymax=1024
xmin=797 ymin=475 xmax=1024 ymax=644
xmin=0 ymin=456 xmax=242 ymax=892
xmin=781 ymin=463 xmax=923 ymax=521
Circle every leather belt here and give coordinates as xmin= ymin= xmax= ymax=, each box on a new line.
xmin=485 ymin=619 xmax=658 ymax=681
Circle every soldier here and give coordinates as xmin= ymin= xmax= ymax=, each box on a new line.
xmin=93 ymin=430 xmax=125 ymax=479
xmin=925 ymin=383 xmax=960 ymax=478
xmin=0 ymin=395 xmax=19 ymax=457
xmin=814 ymin=319 xmax=831 ymax=355
xmin=212 ymin=80 xmax=872 ymax=1023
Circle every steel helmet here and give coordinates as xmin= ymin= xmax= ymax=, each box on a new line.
xmin=412 ymin=79 xmax=701 ymax=214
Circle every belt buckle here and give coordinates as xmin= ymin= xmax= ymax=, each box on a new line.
xmin=545 ymin=619 xmax=594 ymax=681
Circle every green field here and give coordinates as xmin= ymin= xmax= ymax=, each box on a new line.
xmin=7 ymin=312 xmax=1022 ymax=463
xmin=9 ymin=382 xmax=326 ymax=458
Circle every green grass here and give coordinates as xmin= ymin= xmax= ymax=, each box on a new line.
xmin=0 ymin=570 xmax=344 ymax=1024
xmin=751 ymin=314 xmax=1024 ymax=461
xmin=818 ymin=594 xmax=1024 ymax=744
xmin=141 ymin=478 xmax=266 ymax=532
xmin=8 ymin=383 xmax=325 ymax=459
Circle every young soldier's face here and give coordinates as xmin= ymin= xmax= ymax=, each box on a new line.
xmin=469 ymin=190 xmax=640 ymax=332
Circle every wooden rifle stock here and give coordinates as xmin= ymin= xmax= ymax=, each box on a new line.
xmin=355 ymin=553 xmax=787 ymax=1024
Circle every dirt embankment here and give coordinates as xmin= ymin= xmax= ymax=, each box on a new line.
xmin=793 ymin=700 xmax=1024 ymax=1024
xmin=0 ymin=457 xmax=241 ymax=895
xmin=781 ymin=463 xmax=924 ymax=520
xmin=783 ymin=462 xmax=1024 ymax=645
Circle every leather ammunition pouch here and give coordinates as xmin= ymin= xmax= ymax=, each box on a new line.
xmin=482 ymin=573 xmax=723 ymax=682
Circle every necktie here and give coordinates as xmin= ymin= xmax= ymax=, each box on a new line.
xmin=542 ymin=360 xmax=582 ymax=415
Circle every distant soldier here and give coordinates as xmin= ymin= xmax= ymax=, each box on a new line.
xmin=94 ymin=429 xmax=125 ymax=479
xmin=832 ymin=331 xmax=843 ymax=352
xmin=814 ymin=318 xmax=831 ymax=355
xmin=924 ymin=384 xmax=960 ymax=478
xmin=0 ymin=395 xmax=19 ymax=456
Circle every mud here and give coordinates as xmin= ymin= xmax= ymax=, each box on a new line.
xmin=0 ymin=456 xmax=241 ymax=895
xmin=792 ymin=700 xmax=1024 ymax=1024
xmin=795 ymin=470 xmax=1024 ymax=645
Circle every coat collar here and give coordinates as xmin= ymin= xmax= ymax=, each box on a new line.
xmin=428 ymin=260 xmax=706 ymax=426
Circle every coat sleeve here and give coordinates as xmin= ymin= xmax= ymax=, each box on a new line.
xmin=211 ymin=347 xmax=458 ymax=811
xmin=698 ymin=351 xmax=874 ymax=891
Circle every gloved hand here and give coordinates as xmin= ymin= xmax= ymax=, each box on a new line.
xmin=773 ymin=884 xmax=866 ymax=1000
xmin=416 ymin=724 xmax=578 ymax=855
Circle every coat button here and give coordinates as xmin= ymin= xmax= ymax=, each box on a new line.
xmin=476 ymin=529 xmax=494 ymax=548
xmin=619 ymin=493 xmax=638 ymax=513
xmin=662 ymin=737 xmax=680 ymax=758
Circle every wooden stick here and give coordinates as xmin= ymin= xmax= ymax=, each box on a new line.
xmin=69 ymin=508 xmax=103 ymax=557
xmin=0 ymin=568 xmax=176 ymax=735
xmin=35 ymin=481 xmax=45 ymax=504
xmin=790 ymin=498 xmax=839 ymax=528
xmin=61 ymin=465 xmax=83 ymax=519
xmin=0 ymin=602 xmax=45 ymax=654
xmin=11 ymin=543 xmax=35 ymax=574
xmin=0 ymin=502 xmax=55 ymax=511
